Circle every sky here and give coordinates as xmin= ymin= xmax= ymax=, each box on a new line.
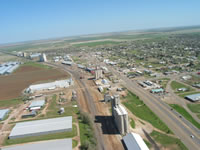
xmin=0 ymin=0 xmax=200 ymax=44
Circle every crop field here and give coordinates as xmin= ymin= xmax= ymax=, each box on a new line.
xmin=0 ymin=63 xmax=69 ymax=100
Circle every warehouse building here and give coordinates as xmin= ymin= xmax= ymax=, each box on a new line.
xmin=0 ymin=62 xmax=20 ymax=75
xmin=185 ymin=93 xmax=200 ymax=102
xmin=1 ymin=138 xmax=72 ymax=150
xmin=112 ymin=95 xmax=129 ymax=135
xmin=0 ymin=109 xmax=10 ymax=120
xmin=26 ymin=78 xmax=73 ymax=93
xmin=9 ymin=116 xmax=72 ymax=139
xmin=123 ymin=132 xmax=149 ymax=150
xmin=28 ymin=100 xmax=45 ymax=110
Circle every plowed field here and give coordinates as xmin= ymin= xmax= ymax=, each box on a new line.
xmin=0 ymin=65 xmax=69 ymax=100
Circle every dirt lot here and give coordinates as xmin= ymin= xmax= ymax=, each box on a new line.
xmin=0 ymin=65 xmax=70 ymax=100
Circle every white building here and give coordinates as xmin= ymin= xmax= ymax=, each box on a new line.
xmin=40 ymin=53 xmax=47 ymax=62
xmin=95 ymin=69 xmax=103 ymax=80
xmin=26 ymin=79 xmax=73 ymax=93
xmin=112 ymin=95 xmax=129 ymax=135
xmin=123 ymin=132 xmax=149 ymax=150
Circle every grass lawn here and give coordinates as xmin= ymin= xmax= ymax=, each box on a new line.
xmin=0 ymin=98 xmax=23 ymax=108
xmin=158 ymin=78 xmax=170 ymax=89
xmin=22 ymin=62 xmax=52 ymax=69
xmin=169 ymin=104 xmax=200 ymax=129
xmin=3 ymin=124 xmax=77 ymax=146
xmin=74 ymin=41 xmax=120 ymax=47
xmin=123 ymin=91 xmax=172 ymax=134
xmin=143 ymin=139 xmax=152 ymax=148
xmin=150 ymin=130 xmax=188 ymax=150
xmin=187 ymin=104 xmax=200 ymax=113
xmin=130 ymin=118 xmax=135 ymax=128
xmin=171 ymin=81 xmax=194 ymax=93
xmin=78 ymin=112 xmax=96 ymax=149
xmin=73 ymin=139 xmax=78 ymax=148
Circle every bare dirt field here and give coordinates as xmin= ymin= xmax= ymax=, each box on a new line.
xmin=0 ymin=65 xmax=70 ymax=100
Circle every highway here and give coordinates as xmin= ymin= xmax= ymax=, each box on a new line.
xmin=107 ymin=65 xmax=200 ymax=150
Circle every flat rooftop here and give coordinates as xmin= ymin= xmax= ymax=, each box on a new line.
xmin=185 ymin=93 xmax=200 ymax=102
xmin=9 ymin=116 xmax=72 ymax=139
xmin=1 ymin=138 xmax=72 ymax=150
xmin=29 ymin=100 xmax=45 ymax=108
xmin=123 ymin=132 xmax=149 ymax=150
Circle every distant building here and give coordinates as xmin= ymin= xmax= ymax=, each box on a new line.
xmin=185 ymin=93 xmax=200 ymax=102
xmin=30 ymin=53 xmax=41 ymax=60
xmin=123 ymin=132 xmax=149 ymax=150
xmin=28 ymin=100 xmax=45 ymax=110
xmin=0 ymin=109 xmax=10 ymax=120
xmin=111 ymin=95 xmax=129 ymax=135
xmin=151 ymin=88 xmax=164 ymax=94
xmin=40 ymin=53 xmax=47 ymax=62
xmin=95 ymin=69 xmax=103 ymax=80
xmin=181 ymin=75 xmax=191 ymax=81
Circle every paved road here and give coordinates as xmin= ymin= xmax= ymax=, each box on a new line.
xmin=107 ymin=66 xmax=200 ymax=150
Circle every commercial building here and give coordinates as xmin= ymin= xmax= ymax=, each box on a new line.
xmin=30 ymin=53 xmax=41 ymax=60
xmin=1 ymin=138 xmax=72 ymax=150
xmin=95 ymin=69 xmax=103 ymax=80
xmin=111 ymin=95 xmax=129 ymax=135
xmin=9 ymin=116 xmax=72 ymax=139
xmin=0 ymin=109 xmax=10 ymax=120
xmin=29 ymin=100 xmax=45 ymax=110
xmin=0 ymin=62 xmax=20 ymax=75
xmin=26 ymin=79 xmax=73 ymax=93
xmin=185 ymin=93 xmax=200 ymax=102
xmin=123 ymin=132 xmax=149 ymax=150
xmin=151 ymin=88 xmax=164 ymax=94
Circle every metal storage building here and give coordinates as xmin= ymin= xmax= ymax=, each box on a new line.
xmin=123 ymin=132 xmax=149 ymax=150
xmin=9 ymin=116 xmax=72 ymax=139
xmin=185 ymin=93 xmax=200 ymax=102
xmin=29 ymin=100 xmax=45 ymax=109
xmin=26 ymin=79 xmax=73 ymax=93
xmin=0 ymin=109 xmax=10 ymax=120
xmin=1 ymin=138 xmax=72 ymax=150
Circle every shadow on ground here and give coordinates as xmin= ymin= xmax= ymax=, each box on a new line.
xmin=95 ymin=115 xmax=120 ymax=135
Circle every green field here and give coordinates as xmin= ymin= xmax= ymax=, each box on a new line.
xmin=0 ymin=98 xmax=22 ymax=108
xmin=78 ymin=112 xmax=96 ymax=150
xmin=22 ymin=62 xmax=52 ymax=69
xmin=187 ymin=104 xmax=200 ymax=113
xmin=187 ymin=104 xmax=200 ymax=119
xmin=171 ymin=81 xmax=194 ymax=93
xmin=130 ymin=118 xmax=135 ymax=128
xmin=73 ymin=139 xmax=78 ymax=148
xmin=123 ymin=91 xmax=172 ymax=134
xmin=150 ymin=130 xmax=187 ymax=150
xmin=73 ymin=41 xmax=120 ymax=47
xmin=3 ymin=124 xmax=77 ymax=145
xmin=143 ymin=139 xmax=152 ymax=148
xmin=169 ymin=104 xmax=200 ymax=129
xmin=157 ymin=78 xmax=170 ymax=89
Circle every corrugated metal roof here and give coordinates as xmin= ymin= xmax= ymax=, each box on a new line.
xmin=0 ymin=109 xmax=10 ymax=120
xmin=1 ymin=138 xmax=72 ymax=150
xmin=185 ymin=93 xmax=200 ymax=101
xmin=123 ymin=132 xmax=149 ymax=150
xmin=27 ymin=79 xmax=72 ymax=93
xmin=9 ymin=116 xmax=72 ymax=139
xmin=29 ymin=100 xmax=45 ymax=108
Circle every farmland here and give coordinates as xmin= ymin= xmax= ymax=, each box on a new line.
xmin=0 ymin=62 xmax=70 ymax=100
